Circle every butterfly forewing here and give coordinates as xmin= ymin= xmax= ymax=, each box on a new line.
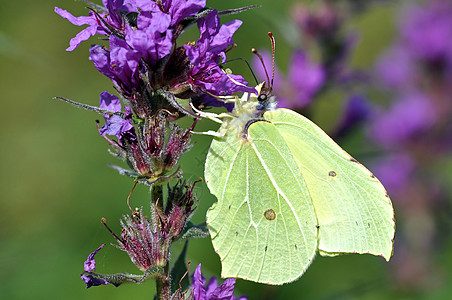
xmin=266 ymin=109 xmax=395 ymax=260
xmin=205 ymin=120 xmax=318 ymax=284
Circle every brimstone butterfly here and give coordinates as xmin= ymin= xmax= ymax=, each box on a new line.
xmin=201 ymin=38 xmax=395 ymax=285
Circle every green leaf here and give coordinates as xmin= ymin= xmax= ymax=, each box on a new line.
xmin=176 ymin=222 xmax=209 ymax=242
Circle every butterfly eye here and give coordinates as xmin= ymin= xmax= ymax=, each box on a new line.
xmin=258 ymin=93 xmax=267 ymax=102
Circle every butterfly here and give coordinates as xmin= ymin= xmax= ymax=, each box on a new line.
xmin=201 ymin=33 xmax=395 ymax=285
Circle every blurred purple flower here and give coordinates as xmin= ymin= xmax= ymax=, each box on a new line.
xmin=369 ymin=92 xmax=436 ymax=148
xmin=291 ymin=2 xmax=340 ymax=39
xmin=375 ymin=45 xmax=417 ymax=90
xmin=400 ymin=0 xmax=452 ymax=62
xmin=184 ymin=10 xmax=256 ymax=98
xmin=288 ymin=51 xmax=325 ymax=107
xmin=252 ymin=49 xmax=324 ymax=109
xmin=191 ymin=264 xmax=246 ymax=300
xmin=334 ymin=95 xmax=370 ymax=137
xmin=98 ymin=91 xmax=134 ymax=138
xmin=372 ymin=153 xmax=415 ymax=196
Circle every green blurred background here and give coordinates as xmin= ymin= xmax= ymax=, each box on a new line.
xmin=2 ymin=0 xmax=452 ymax=299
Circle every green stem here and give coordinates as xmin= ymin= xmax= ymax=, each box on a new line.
xmin=151 ymin=183 xmax=171 ymax=299
xmin=151 ymin=184 xmax=164 ymax=209
xmin=156 ymin=262 xmax=171 ymax=300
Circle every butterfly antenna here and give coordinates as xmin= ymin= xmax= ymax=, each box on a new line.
xmin=252 ymin=48 xmax=271 ymax=87
xmin=222 ymin=57 xmax=259 ymax=86
xmin=268 ymin=32 xmax=276 ymax=92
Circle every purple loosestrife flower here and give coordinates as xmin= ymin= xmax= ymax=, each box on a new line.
xmin=191 ymin=264 xmax=247 ymax=300
xmin=55 ymin=0 xmax=133 ymax=51
xmin=252 ymin=50 xmax=324 ymax=110
xmin=81 ymin=244 xmax=112 ymax=288
xmin=98 ymin=91 xmax=134 ymax=138
xmin=184 ymin=10 xmax=256 ymax=98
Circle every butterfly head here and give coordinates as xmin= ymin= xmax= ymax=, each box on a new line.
xmin=252 ymin=32 xmax=277 ymax=114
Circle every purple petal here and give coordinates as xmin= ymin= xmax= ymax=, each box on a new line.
xmin=210 ymin=19 xmax=242 ymax=63
xmin=55 ymin=7 xmax=99 ymax=51
xmin=165 ymin=0 xmax=206 ymax=26
xmin=125 ymin=11 xmax=173 ymax=65
xmin=205 ymin=277 xmax=219 ymax=296
xmin=98 ymin=92 xmax=134 ymax=137
xmin=209 ymin=278 xmax=236 ymax=299
xmin=83 ymin=244 xmax=105 ymax=272
xmin=99 ymin=91 xmax=121 ymax=112
xmin=192 ymin=264 xmax=207 ymax=300
xmin=81 ymin=274 xmax=110 ymax=289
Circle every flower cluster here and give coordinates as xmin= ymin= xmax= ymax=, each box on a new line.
xmin=56 ymin=0 xmax=255 ymax=118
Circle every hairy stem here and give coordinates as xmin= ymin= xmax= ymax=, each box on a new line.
xmin=156 ymin=262 xmax=171 ymax=300
xmin=151 ymin=183 xmax=171 ymax=299
xmin=151 ymin=184 xmax=164 ymax=209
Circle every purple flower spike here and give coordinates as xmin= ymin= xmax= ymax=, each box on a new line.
xmin=84 ymin=244 xmax=105 ymax=272
xmin=98 ymin=91 xmax=134 ymax=138
xmin=191 ymin=264 xmax=247 ymax=300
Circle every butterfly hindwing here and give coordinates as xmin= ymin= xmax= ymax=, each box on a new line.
xmin=266 ymin=108 xmax=395 ymax=260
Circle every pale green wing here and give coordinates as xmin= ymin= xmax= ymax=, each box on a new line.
xmin=205 ymin=121 xmax=318 ymax=285
xmin=265 ymin=108 xmax=395 ymax=260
